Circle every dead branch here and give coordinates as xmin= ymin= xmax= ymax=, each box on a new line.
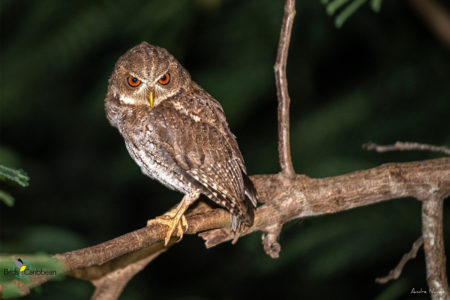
xmin=6 ymin=157 xmax=450 ymax=297
xmin=275 ymin=0 xmax=296 ymax=178
xmin=200 ymin=158 xmax=450 ymax=247
xmin=375 ymin=237 xmax=424 ymax=284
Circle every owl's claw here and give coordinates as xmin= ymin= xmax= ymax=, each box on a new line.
xmin=147 ymin=192 xmax=199 ymax=246
xmin=147 ymin=212 xmax=188 ymax=246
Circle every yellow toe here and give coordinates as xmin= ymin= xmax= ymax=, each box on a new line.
xmin=147 ymin=214 xmax=186 ymax=246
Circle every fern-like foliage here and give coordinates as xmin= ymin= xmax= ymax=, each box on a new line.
xmin=322 ymin=0 xmax=383 ymax=28
xmin=0 ymin=164 xmax=30 ymax=207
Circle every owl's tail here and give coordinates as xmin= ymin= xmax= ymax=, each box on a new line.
xmin=243 ymin=172 xmax=258 ymax=210
xmin=230 ymin=173 xmax=258 ymax=232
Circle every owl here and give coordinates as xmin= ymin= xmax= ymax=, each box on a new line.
xmin=105 ymin=42 xmax=257 ymax=245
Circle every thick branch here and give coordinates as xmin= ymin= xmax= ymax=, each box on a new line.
xmin=6 ymin=157 xmax=449 ymax=297
xmin=201 ymin=157 xmax=450 ymax=246
xmin=421 ymin=193 xmax=449 ymax=299
xmin=275 ymin=0 xmax=296 ymax=178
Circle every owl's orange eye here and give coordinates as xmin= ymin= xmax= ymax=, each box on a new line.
xmin=127 ymin=76 xmax=141 ymax=87
xmin=158 ymin=73 xmax=170 ymax=85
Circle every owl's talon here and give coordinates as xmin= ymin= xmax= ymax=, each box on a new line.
xmin=146 ymin=216 xmax=182 ymax=246
xmin=147 ymin=210 xmax=189 ymax=246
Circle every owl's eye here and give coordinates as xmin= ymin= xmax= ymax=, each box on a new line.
xmin=158 ymin=73 xmax=170 ymax=85
xmin=127 ymin=76 xmax=141 ymax=87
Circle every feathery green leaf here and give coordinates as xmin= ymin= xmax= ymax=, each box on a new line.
xmin=0 ymin=165 xmax=30 ymax=187
xmin=370 ymin=0 xmax=383 ymax=12
xmin=335 ymin=0 xmax=367 ymax=28
xmin=0 ymin=189 xmax=15 ymax=207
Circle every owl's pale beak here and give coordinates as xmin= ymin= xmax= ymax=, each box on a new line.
xmin=149 ymin=88 xmax=154 ymax=108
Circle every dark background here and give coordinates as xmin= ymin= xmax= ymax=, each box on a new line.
xmin=1 ymin=0 xmax=449 ymax=299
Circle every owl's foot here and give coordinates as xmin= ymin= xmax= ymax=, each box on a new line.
xmin=147 ymin=212 xmax=188 ymax=246
xmin=147 ymin=192 xmax=200 ymax=246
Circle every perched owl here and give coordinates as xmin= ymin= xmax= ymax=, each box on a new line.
xmin=105 ymin=42 xmax=257 ymax=245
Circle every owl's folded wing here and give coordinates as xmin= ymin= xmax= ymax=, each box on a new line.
xmin=154 ymin=99 xmax=256 ymax=226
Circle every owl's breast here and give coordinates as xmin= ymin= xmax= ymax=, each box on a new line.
xmin=119 ymin=116 xmax=193 ymax=194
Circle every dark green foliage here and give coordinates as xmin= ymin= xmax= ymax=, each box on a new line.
xmin=0 ymin=165 xmax=29 ymax=187
xmin=1 ymin=0 xmax=449 ymax=299
xmin=322 ymin=0 xmax=384 ymax=27
xmin=0 ymin=165 xmax=29 ymax=206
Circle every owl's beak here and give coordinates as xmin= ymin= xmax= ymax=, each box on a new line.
xmin=149 ymin=88 xmax=154 ymax=108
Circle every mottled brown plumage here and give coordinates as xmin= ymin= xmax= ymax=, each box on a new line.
xmin=105 ymin=42 xmax=257 ymax=245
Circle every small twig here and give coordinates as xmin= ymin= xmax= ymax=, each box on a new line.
xmin=275 ymin=0 xmax=296 ymax=178
xmin=375 ymin=236 xmax=424 ymax=284
xmin=91 ymin=249 xmax=165 ymax=300
xmin=421 ymin=193 xmax=450 ymax=299
xmin=261 ymin=223 xmax=283 ymax=258
xmin=364 ymin=141 xmax=450 ymax=155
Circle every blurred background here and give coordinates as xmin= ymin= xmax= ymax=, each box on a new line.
xmin=1 ymin=0 xmax=449 ymax=299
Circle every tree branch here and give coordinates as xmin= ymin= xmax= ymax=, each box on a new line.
xmin=5 ymin=157 xmax=449 ymax=297
xmin=91 ymin=248 xmax=165 ymax=300
xmin=275 ymin=0 xmax=296 ymax=178
xmin=200 ymin=157 xmax=450 ymax=246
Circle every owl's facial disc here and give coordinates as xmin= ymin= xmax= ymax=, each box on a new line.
xmin=111 ymin=42 xmax=191 ymax=108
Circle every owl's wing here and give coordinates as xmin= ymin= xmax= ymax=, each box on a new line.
xmin=154 ymin=97 xmax=257 ymax=228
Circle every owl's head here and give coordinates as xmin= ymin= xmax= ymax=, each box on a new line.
xmin=107 ymin=42 xmax=191 ymax=108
